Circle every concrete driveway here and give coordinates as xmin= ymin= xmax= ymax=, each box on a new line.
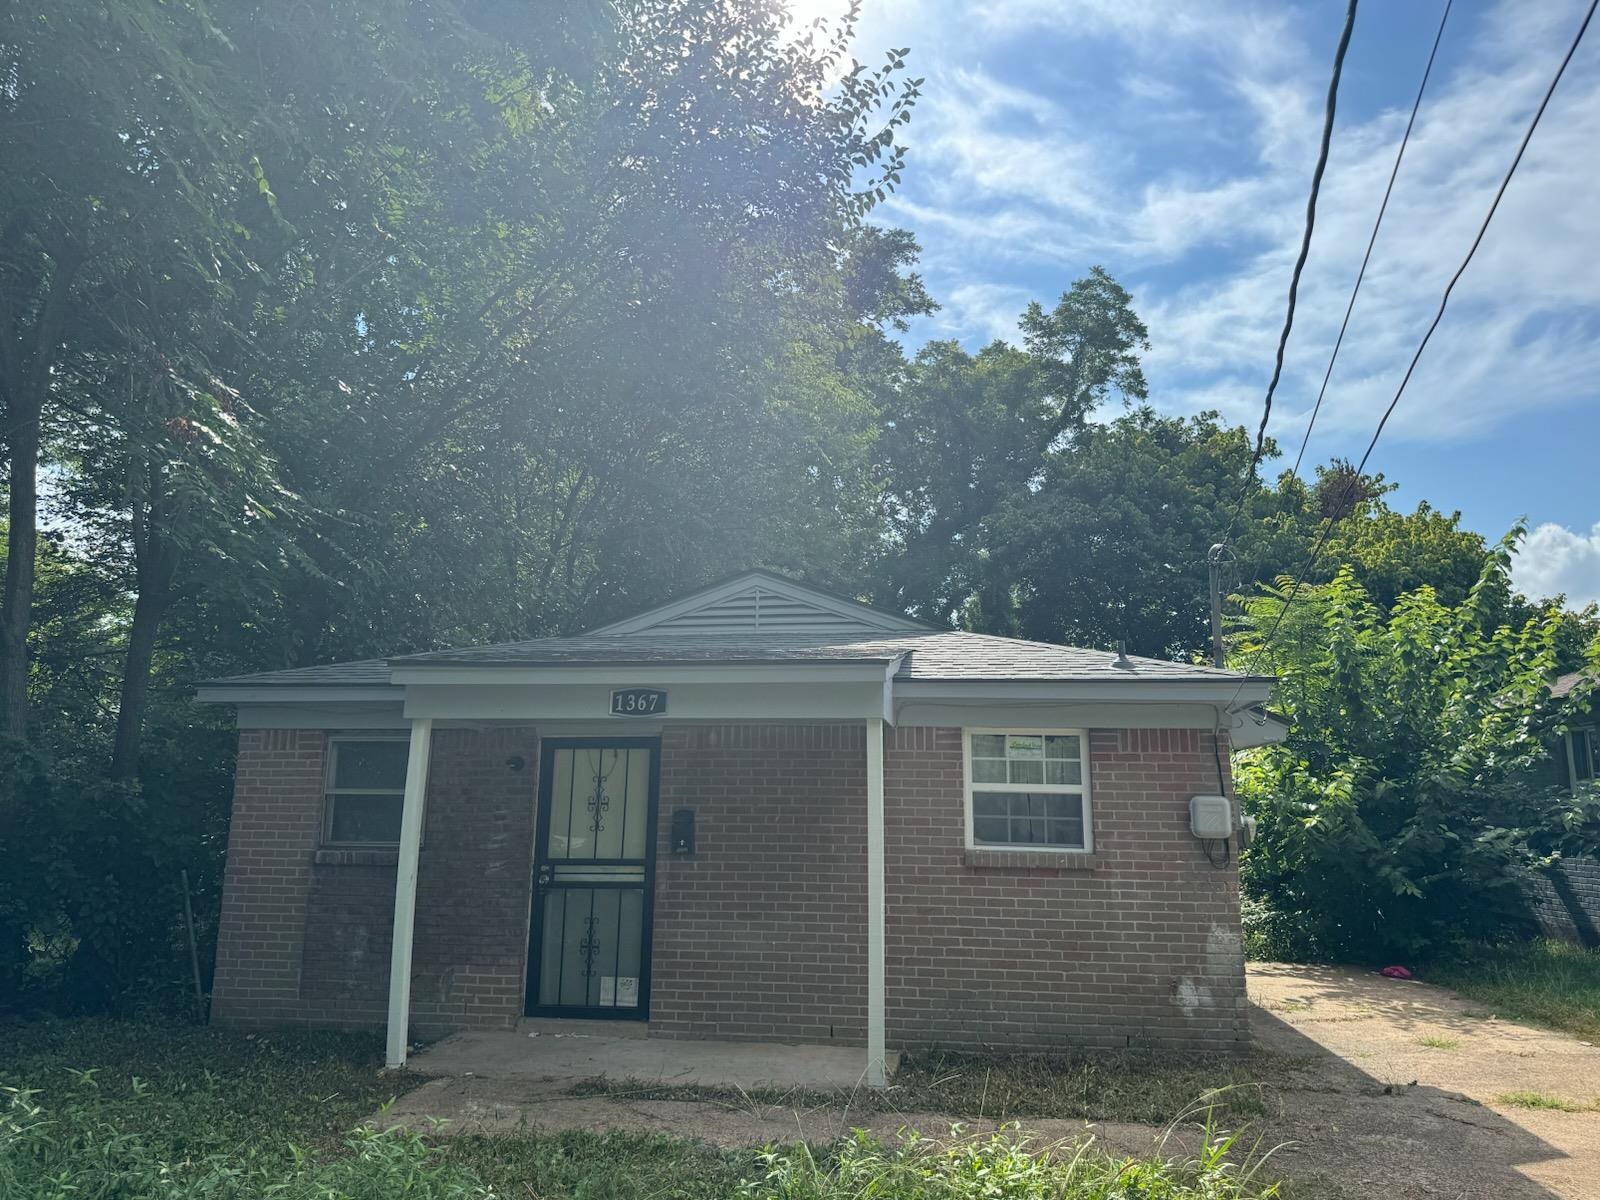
xmin=1249 ymin=962 xmax=1600 ymax=1199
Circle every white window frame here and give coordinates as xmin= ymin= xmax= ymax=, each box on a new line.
xmin=322 ymin=734 xmax=412 ymax=848
xmin=1568 ymin=725 xmax=1597 ymax=793
xmin=963 ymin=727 xmax=1094 ymax=854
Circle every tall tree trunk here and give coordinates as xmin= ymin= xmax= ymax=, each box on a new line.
xmin=110 ymin=541 xmax=179 ymax=779
xmin=0 ymin=399 xmax=41 ymax=737
xmin=0 ymin=248 xmax=80 ymax=737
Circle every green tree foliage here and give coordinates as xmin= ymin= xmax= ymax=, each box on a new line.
xmin=979 ymin=409 xmax=1257 ymax=656
xmin=1234 ymin=537 xmax=1600 ymax=962
xmin=874 ymin=267 xmax=1148 ymax=623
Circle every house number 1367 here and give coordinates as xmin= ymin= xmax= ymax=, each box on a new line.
xmin=610 ymin=688 xmax=666 ymax=716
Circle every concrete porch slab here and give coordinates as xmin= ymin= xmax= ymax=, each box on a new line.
xmin=407 ymin=1028 xmax=895 ymax=1091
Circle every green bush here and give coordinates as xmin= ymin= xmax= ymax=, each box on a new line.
xmin=1234 ymin=538 xmax=1600 ymax=963
xmin=0 ymin=736 xmax=232 ymax=1016
xmin=742 ymin=1125 xmax=1282 ymax=1200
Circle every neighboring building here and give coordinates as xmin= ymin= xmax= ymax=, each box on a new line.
xmin=197 ymin=571 xmax=1281 ymax=1079
xmin=1530 ymin=670 xmax=1600 ymax=948
xmin=1553 ymin=670 xmax=1596 ymax=794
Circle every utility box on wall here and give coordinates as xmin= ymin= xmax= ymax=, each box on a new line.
xmin=1189 ymin=794 xmax=1233 ymax=839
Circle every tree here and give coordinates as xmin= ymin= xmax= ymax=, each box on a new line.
xmin=979 ymin=409 xmax=1258 ymax=657
xmin=874 ymin=266 xmax=1148 ymax=623
xmin=1234 ymin=534 xmax=1600 ymax=962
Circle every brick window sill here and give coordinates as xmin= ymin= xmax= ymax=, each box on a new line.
xmin=313 ymin=848 xmax=400 ymax=867
xmin=961 ymin=848 xmax=1100 ymax=870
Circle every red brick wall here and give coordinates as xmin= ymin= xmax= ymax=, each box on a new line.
xmin=649 ymin=724 xmax=867 ymax=1041
xmin=210 ymin=729 xmax=326 ymax=1025
xmin=211 ymin=726 xmax=538 ymax=1035
xmin=213 ymin=721 xmax=1244 ymax=1054
xmin=885 ymin=726 xmax=1246 ymax=1053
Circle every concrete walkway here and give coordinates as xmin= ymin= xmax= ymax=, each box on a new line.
xmin=407 ymin=1027 xmax=887 ymax=1090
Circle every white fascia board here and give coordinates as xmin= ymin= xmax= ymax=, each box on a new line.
xmin=896 ymin=699 xmax=1229 ymax=730
xmin=196 ymin=685 xmax=402 ymax=705
xmin=387 ymin=661 xmax=898 ymax=687
xmin=403 ymin=675 xmax=896 ymax=722
xmin=894 ymin=678 xmax=1275 ymax=706
xmin=235 ymin=702 xmax=407 ymax=730
xmin=585 ymin=573 xmax=924 ymax=636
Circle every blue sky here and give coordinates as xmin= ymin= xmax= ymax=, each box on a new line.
xmin=798 ymin=0 xmax=1600 ymax=605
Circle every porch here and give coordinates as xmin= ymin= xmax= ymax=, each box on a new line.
xmin=406 ymin=1024 xmax=899 ymax=1091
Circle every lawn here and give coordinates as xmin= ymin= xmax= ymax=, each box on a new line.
xmin=1426 ymin=938 xmax=1600 ymax=1041
xmin=0 ymin=1019 xmax=1296 ymax=1199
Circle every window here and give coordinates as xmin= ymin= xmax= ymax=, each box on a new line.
xmin=965 ymin=730 xmax=1091 ymax=851
xmin=323 ymin=737 xmax=409 ymax=846
xmin=1571 ymin=726 xmax=1596 ymax=789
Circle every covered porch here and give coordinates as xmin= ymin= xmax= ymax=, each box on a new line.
xmin=405 ymin=1023 xmax=900 ymax=1091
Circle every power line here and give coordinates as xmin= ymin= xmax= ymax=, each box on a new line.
xmin=1231 ymin=0 xmax=1599 ymax=703
xmin=1290 ymin=0 xmax=1454 ymax=481
xmin=1222 ymin=0 xmax=1359 ymax=545
xmin=1213 ymin=0 xmax=1453 ymax=617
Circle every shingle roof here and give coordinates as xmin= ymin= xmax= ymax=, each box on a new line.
xmin=1553 ymin=670 xmax=1595 ymax=699
xmin=207 ymin=631 xmax=1264 ymax=688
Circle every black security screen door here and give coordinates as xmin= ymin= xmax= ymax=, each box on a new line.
xmin=527 ymin=738 xmax=659 ymax=1019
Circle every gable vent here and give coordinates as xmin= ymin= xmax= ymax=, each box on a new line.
xmin=650 ymin=587 xmax=885 ymax=637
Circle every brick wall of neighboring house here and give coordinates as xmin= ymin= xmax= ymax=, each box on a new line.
xmin=649 ymin=724 xmax=868 ymax=1041
xmin=1530 ymin=857 xmax=1600 ymax=947
xmin=210 ymin=726 xmax=539 ymax=1034
xmin=883 ymin=726 xmax=1247 ymax=1054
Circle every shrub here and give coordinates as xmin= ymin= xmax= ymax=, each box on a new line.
xmin=741 ymin=1125 xmax=1282 ymax=1200
xmin=0 ymin=737 xmax=231 ymax=1016
xmin=1234 ymin=538 xmax=1600 ymax=963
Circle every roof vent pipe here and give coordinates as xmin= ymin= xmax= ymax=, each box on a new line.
xmin=1115 ymin=640 xmax=1132 ymax=667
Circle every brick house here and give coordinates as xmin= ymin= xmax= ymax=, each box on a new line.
xmin=199 ymin=571 xmax=1281 ymax=1082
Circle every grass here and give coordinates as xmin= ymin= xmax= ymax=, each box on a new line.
xmin=1494 ymin=1090 xmax=1598 ymax=1113
xmin=0 ymin=1018 xmax=1296 ymax=1199
xmin=1426 ymin=939 xmax=1600 ymax=1041
xmin=1417 ymin=1035 xmax=1459 ymax=1049
xmin=569 ymin=1046 xmax=1305 ymax=1125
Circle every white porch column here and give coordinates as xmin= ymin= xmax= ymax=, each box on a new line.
xmin=865 ymin=716 xmax=887 ymax=1087
xmin=385 ymin=717 xmax=433 ymax=1069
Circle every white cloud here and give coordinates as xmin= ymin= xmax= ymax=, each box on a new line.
xmin=860 ymin=0 xmax=1600 ymax=451
xmin=1515 ymin=522 xmax=1600 ymax=607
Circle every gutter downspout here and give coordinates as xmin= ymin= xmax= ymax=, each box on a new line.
xmin=865 ymin=714 xmax=887 ymax=1087
xmin=386 ymin=716 xmax=433 ymax=1069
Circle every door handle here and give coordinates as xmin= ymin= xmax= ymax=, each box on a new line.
xmin=535 ymin=865 xmax=552 ymax=890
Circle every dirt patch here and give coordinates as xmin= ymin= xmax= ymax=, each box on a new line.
xmin=383 ymin=965 xmax=1600 ymax=1198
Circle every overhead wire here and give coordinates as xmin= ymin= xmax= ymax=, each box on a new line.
xmin=1288 ymin=0 xmax=1455 ymax=481
xmin=1221 ymin=0 xmax=1360 ymax=547
xmin=1225 ymin=0 xmax=1600 ymax=712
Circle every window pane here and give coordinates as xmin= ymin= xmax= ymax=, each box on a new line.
xmin=1008 ymin=759 xmax=1044 ymax=785
xmin=1045 ymin=759 xmax=1083 ymax=786
xmin=333 ymin=741 xmax=409 ymax=790
xmin=327 ymin=793 xmax=403 ymax=844
xmin=1045 ymin=735 xmax=1080 ymax=761
xmin=973 ymin=816 xmax=1009 ymax=844
xmin=971 ymin=734 xmax=1006 ymax=758
xmin=1576 ymin=730 xmax=1596 ymax=781
xmin=1006 ymin=735 xmax=1043 ymax=759
xmin=973 ymin=793 xmax=1008 ymax=818
xmin=1047 ymin=817 xmax=1085 ymax=848
xmin=972 ymin=757 xmax=1007 ymax=784
xmin=972 ymin=792 xmax=1085 ymax=848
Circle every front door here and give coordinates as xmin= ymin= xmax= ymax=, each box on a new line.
xmin=526 ymin=738 xmax=659 ymax=1018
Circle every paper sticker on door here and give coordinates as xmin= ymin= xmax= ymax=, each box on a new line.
xmin=600 ymin=976 xmax=640 ymax=1008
